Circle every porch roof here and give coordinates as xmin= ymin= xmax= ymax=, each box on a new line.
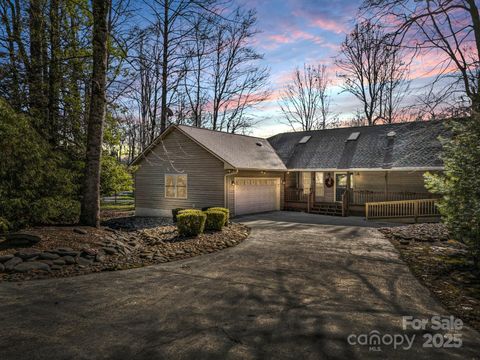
xmin=267 ymin=120 xmax=448 ymax=170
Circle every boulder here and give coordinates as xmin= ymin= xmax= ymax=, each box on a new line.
xmin=62 ymin=256 xmax=76 ymax=265
xmin=76 ymin=257 xmax=93 ymax=266
xmin=3 ymin=233 xmax=41 ymax=247
xmin=39 ymin=252 xmax=60 ymax=260
xmin=73 ymin=228 xmax=88 ymax=235
xmin=4 ymin=257 xmax=22 ymax=271
xmin=0 ymin=254 xmax=14 ymax=263
xmin=53 ymin=259 xmax=66 ymax=266
xmin=0 ymin=263 xmax=4 ymax=272
xmin=15 ymin=248 xmax=41 ymax=259
xmin=14 ymin=261 xmax=50 ymax=273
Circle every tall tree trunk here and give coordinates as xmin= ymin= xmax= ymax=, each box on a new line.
xmin=80 ymin=0 xmax=110 ymax=227
xmin=28 ymin=0 xmax=47 ymax=125
xmin=160 ymin=0 xmax=169 ymax=133
xmin=48 ymin=0 xmax=60 ymax=145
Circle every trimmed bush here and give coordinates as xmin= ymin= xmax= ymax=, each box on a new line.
xmin=204 ymin=210 xmax=226 ymax=231
xmin=172 ymin=208 xmax=185 ymax=223
xmin=207 ymin=207 xmax=229 ymax=225
xmin=176 ymin=210 xmax=206 ymax=237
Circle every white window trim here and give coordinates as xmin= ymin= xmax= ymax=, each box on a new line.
xmin=165 ymin=174 xmax=188 ymax=199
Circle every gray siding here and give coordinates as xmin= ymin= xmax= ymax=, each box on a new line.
xmin=135 ymin=129 xmax=225 ymax=216
xmin=226 ymin=170 xmax=285 ymax=216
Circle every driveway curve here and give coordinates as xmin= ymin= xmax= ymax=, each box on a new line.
xmin=0 ymin=211 xmax=479 ymax=359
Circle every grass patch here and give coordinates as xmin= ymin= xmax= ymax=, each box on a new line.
xmin=100 ymin=203 xmax=135 ymax=211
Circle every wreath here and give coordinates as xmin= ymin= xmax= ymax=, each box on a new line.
xmin=324 ymin=174 xmax=334 ymax=188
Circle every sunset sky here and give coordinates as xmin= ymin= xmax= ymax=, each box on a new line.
xmin=240 ymin=0 xmax=448 ymax=137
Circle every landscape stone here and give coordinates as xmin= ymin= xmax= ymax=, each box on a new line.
xmin=73 ymin=228 xmax=88 ymax=235
xmin=102 ymin=247 xmax=117 ymax=255
xmin=3 ymin=233 xmax=41 ymax=247
xmin=4 ymin=257 xmax=22 ymax=271
xmin=62 ymin=256 xmax=75 ymax=265
xmin=13 ymin=261 xmax=50 ymax=273
xmin=53 ymin=259 xmax=66 ymax=266
xmin=0 ymin=263 xmax=4 ymax=272
xmin=15 ymin=248 xmax=41 ymax=259
xmin=54 ymin=248 xmax=79 ymax=257
xmin=39 ymin=252 xmax=60 ymax=260
xmin=51 ymin=265 xmax=62 ymax=271
xmin=0 ymin=254 xmax=14 ymax=263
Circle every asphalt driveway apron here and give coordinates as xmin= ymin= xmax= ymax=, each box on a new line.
xmin=0 ymin=211 xmax=479 ymax=359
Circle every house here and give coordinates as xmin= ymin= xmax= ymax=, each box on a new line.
xmin=131 ymin=120 xmax=448 ymax=219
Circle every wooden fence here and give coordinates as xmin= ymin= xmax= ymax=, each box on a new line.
xmin=365 ymin=198 xmax=440 ymax=221
xmin=352 ymin=190 xmax=438 ymax=205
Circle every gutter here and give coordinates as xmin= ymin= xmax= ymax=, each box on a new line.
xmin=224 ymin=169 xmax=239 ymax=209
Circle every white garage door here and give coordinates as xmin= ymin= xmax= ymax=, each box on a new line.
xmin=234 ymin=178 xmax=280 ymax=215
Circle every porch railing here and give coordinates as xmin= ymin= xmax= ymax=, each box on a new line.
xmin=351 ymin=190 xmax=438 ymax=205
xmin=285 ymin=188 xmax=310 ymax=202
xmin=365 ymin=198 xmax=440 ymax=221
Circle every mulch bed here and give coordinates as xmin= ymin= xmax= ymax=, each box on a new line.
xmin=0 ymin=215 xmax=249 ymax=282
xmin=379 ymin=223 xmax=480 ymax=331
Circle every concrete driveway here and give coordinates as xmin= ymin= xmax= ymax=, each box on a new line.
xmin=0 ymin=211 xmax=479 ymax=359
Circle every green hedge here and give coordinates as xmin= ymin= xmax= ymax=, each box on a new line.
xmin=176 ymin=210 xmax=206 ymax=237
xmin=172 ymin=208 xmax=185 ymax=223
xmin=204 ymin=210 xmax=226 ymax=231
xmin=207 ymin=207 xmax=229 ymax=225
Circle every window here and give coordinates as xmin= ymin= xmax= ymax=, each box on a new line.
xmin=165 ymin=174 xmax=187 ymax=199
xmin=315 ymin=172 xmax=324 ymax=197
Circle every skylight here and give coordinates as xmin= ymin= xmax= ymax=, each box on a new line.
xmin=298 ymin=135 xmax=311 ymax=144
xmin=347 ymin=132 xmax=360 ymax=141
xmin=387 ymin=131 xmax=396 ymax=138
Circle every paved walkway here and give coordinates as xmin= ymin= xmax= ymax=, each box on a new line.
xmin=0 ymin=211 xmax=478 ymax=359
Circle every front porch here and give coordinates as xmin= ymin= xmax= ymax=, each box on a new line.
xmin=283 ymin=170 xmax=439 ymax=217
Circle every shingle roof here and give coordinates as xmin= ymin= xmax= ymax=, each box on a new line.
xmin=177 ymin=125 xmax=287 ymax=170
xmin=267 ymin=120 xmax=448 ymax=170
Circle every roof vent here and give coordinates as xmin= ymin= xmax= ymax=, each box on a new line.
xmin=387 ymin=131 xmax=396 ymax=138
xmin=347 ymin=132 xmax=360 ymax=141
xmin=298 ymin=135 xmax=311 ymax=144
xmin=256 ymin=142 xmax=263 ymax=147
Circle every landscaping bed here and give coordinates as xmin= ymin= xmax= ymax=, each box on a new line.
xmin=0 ymin=216 xmax=249 ymax=282
xmin=379 ymin=223 xmax=480 ymax=331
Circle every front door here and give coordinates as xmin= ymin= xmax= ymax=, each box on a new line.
xmin=335 ymin=173 xmax=352 ymax=202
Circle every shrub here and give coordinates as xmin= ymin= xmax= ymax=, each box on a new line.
xmin=0 ymin=100 xmax=79 ymax=229
xmin=0 ymin=217 xmax=10 ymax=235
xmin=204 ymin=210 xmax=226 ymax=231
xmin=425 ymin=116 xmax=480 ymax=268
xmin=208 ymin=207 xmax=230 ymax=225
xmin=172 ymin=208 xmax=185 ymax=223
xmin=176 ymin=210 xmax=206 ymax=237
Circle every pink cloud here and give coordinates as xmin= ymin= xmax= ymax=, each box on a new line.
xmin=310 ymin=17 xmax=347 ymax=34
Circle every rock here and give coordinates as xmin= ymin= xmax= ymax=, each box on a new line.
xmin=0 ymin=254 xmax=14 ymax=263
xmin=62 ymin=256 xmax=75 ymax=265
xmin=73 ymin=228 xmax=88 ymax=235
xmin=54 ymin=248 xmax=79 ymax=257
xmin=0 ymin=263 xmax=4 ymax=272
xmin=399 ymin=239 xmax=410 ymax=245
xmin=39 ymin=252 xmax=60 ymax=260
xmin=95 ymin=254 xmax=106 ymax=263
xmin=39 ymin=260 xmax=54 ymax=266
xmin=3 ymin=233 xmax=41 ymax=247
xmin=76 ymin=257 xmax=93 ymax=266
xmin=53 ymin=259 xmax=66 ymax=266
xmin=81 ymin=248 xmax=97 ymax=256
xmin=15 ymin=248 xmax=41 ymax=259
xmin=102 ymin=247 xmax=117 ymax=255
xmin=14 ymin=261 xmax=50 ymax=273
xmin=51 ymin=265 xmax=62 ymax=271
xmin=4 ymin=256 xmax=22 ymax=271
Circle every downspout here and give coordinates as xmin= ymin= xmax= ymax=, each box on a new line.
xmin=224 ymin=169 xmax=239 ymax=209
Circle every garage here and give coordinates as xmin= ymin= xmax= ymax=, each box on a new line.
xmin=234 ymin=178 xmax=281 ymax=215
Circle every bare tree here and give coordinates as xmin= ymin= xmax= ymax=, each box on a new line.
xmin=363 ymin=0 xmax=480 ymax=115
xmin=208 ymin=9 xmax=270 ymax=133
xmin=279 ymin=64 xmax=333 ymax=131
xmin=80 ymin=0 xmax=111 ymax=227
xmin=336 ymin=21 xmax=410 ymax=125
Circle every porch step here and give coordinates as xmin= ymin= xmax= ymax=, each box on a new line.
xmin=310 ymin=203 xmax=343 ymax=216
